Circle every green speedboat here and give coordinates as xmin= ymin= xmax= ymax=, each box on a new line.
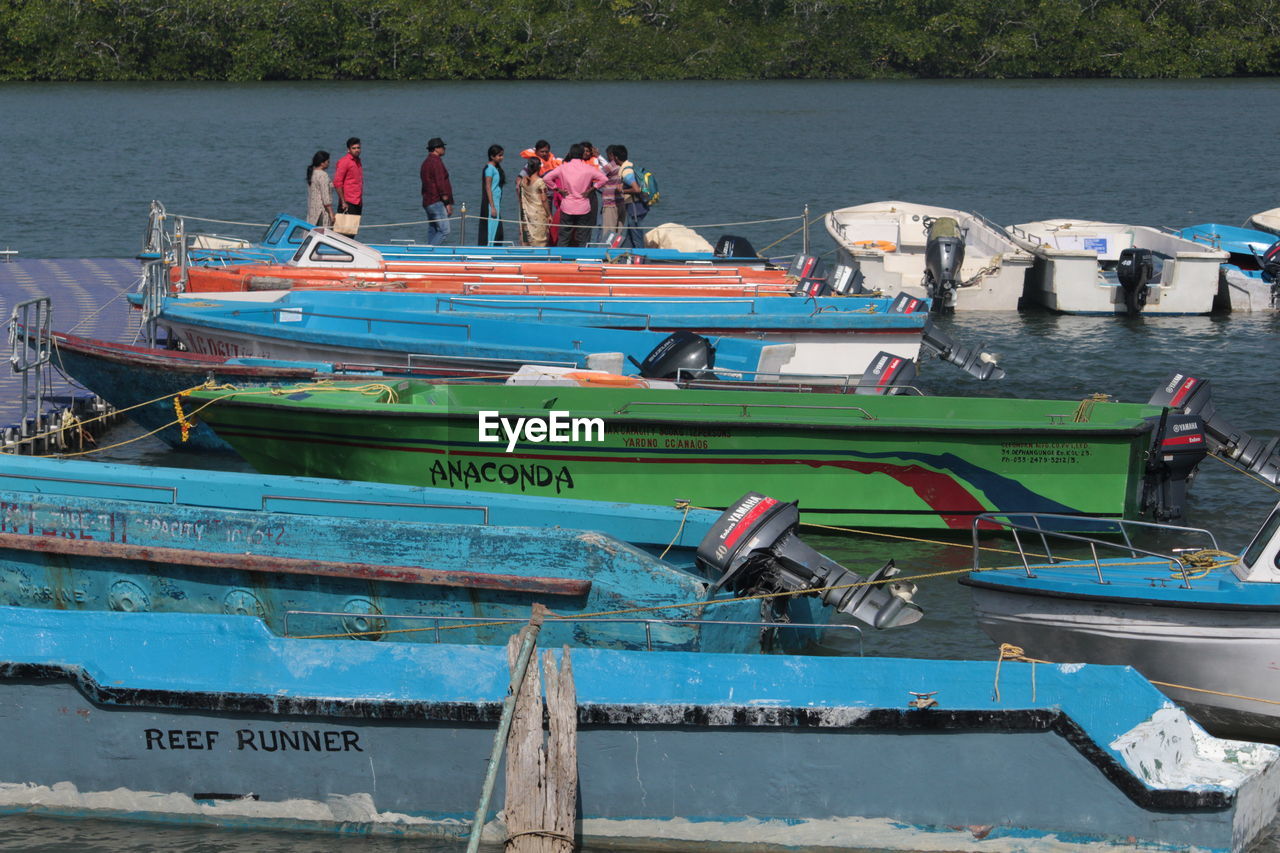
xmin=188 ymin=380 xmax=1208 ymax=530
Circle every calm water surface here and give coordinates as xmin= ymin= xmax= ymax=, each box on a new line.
xmin=3 ymin=80 xmax=1280 ymax=851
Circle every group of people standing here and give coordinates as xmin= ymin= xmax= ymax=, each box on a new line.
xmin=304 ymin=136 xmax=651 ymax=248
xmin=305 ymin=137 xmax=363 ymax=228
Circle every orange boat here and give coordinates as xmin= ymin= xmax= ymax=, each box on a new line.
xmin=175 ymin=229 xmax=800 ymax=297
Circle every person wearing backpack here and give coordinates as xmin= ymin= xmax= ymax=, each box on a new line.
xmin=613 ymin=144 xmax=653 ymax=250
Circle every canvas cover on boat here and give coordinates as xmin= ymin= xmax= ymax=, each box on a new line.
xmin=645 ymin=223 xmax=715 ymax=253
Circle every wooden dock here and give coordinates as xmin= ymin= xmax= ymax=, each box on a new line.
xmin=0 ymin=257 xmax=142 ymax=431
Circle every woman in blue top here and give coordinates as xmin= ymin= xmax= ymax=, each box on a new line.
xmin=480 ymin=145 xmax=505 ymax=246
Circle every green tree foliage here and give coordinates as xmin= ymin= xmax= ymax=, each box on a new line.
xmin=0 ymin=0 xmax=1277 ymax=79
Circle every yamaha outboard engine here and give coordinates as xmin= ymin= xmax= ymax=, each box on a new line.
xmin=922 ymin=216 xmax=966 ymax=311
xmin=1149 ymin=373 xmax=1280 ymax=486
xmin=1116 ymin=247 xmax=1153 ymax=315
xmin=855 ymin=351 xmax=919 ymax=396
xmin=1140 ymin=412 xmax=1208 ymax=521
xmin=1260 ymin=239 xmax=1280 ymax=283
xmin=636 ymin=331 xmax=716 ymax=382
xmin=697 ymin=493 xmax=923 ymax=629
xmin=913 ymin=301 xmax=1005 ymax=380
xmin=788 ymin=254 xmax=830 ymax=297
xmin=828 ymin=261 xmax=865 ymax=295
xmin=714 ymin=235 xmax=759 ymax=259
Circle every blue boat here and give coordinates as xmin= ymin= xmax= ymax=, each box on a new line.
xmin=158 ymin=212 xmax=771 ymax=266
xmin=151 ymin=293 xmax=881 ymax=384
xmin=964 ymin=495 xmax=1280 ymax=742
xmin=0 ymin=455 xmax=922 ymax=652
xmin=0 ymin=603 xmax=1274 ymax=850
xmin=1176 ymin=223 xmax=1280 ymax=311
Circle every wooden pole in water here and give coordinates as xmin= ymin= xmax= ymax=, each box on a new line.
xmin=465 ymin=603 xmax=547 ymax=853
xmin=505 ymin=645 xmax=577 ymax=852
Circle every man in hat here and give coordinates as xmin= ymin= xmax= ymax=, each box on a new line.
xmin=419 ymin=137 xmax=454 ymax=245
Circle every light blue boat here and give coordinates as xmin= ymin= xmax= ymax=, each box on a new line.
xmin=152 ymin=293 xmax=877 ymax=383
xmin=964 ymin=496 xmax=1280 ymax=742
xmin=154 ymin=212 xmax=770 ymax=267
xmin=0 ymin=455 xmax=922 ymax=653
xmin=0 ymin=603 xmax=1275 ymax=850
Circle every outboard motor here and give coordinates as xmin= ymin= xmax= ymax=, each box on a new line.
xmin=1260 ymin=239 xmax=1280 ymax=283
xmin=1149 ymin=373 xmax=1280 ymax=486
xmin=922 ymin=216 xmax=966 ymax=311
xmin=1116 ymin=247 xmax=1153 ymax=315
xmin=635 ymin=330 xmax=716 ymax=382
xmin=918 ymin=313 xmax=1006 ymax=381
xmin=787 ymin=254 xmax=829 ymax=297
xmin=714 ymin=235 xmax=759 ymax=259
xmin=855 ymin=351 xmax=919 ymax=396
xmin=828 ymin=261 xmax=865 ymax=295
xmin=697 ymin=493 xmax=923 ymax=630
xmin=1140 ymin=412 xmax=1209 ymax=521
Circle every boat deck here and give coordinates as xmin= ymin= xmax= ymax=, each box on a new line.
xmin=0 ymin=257 xmax=142 ymax=427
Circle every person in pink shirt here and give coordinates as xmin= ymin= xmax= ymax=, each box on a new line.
xmin=333 ymin=137 xmax=364 ymax=216
xmin=542 ymin=143 xmax=607 ymax=248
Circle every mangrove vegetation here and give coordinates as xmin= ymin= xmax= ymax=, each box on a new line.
xmin=1 ymin=0 xmax=1278 ymax=80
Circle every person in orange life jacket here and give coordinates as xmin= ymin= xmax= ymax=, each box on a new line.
xmin=519 ymin=140 xmax=562 ymax=177
xmin=614 ymin=144 xmax=648 ymax=249
xmin=542 ymin=143 xmax=607 ymax=249
xmin=333 ymin=137 xmax=363 ymax=216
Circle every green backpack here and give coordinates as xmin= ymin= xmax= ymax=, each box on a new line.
xmin=635 ymin=165 xmax=660 ymax=206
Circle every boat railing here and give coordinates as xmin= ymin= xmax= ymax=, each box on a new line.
xmin=967 ymin=210 xmax=1024 ymax=252
xmin=1004 ymin=223 xmax=1046 ymax=249
xmin=613 ymin=399 xmax=876 ymax=418
xmin=282 ymin=610 xmax=864 ymax=654
xmin=673 ymin=366 xmax=925 ymax=395
xmin=971 ymin=512 xmax=1219 ymax=589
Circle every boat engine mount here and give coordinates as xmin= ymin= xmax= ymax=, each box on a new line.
xmin=919 ymin=216 xmax=966 ymax=311
xmin=697 ymin=493 xmax=924 ymax=629
xmin=855 ymin=351 xmax=919 ymax=396
xmin=635 ymin=331 xmax=716 ymax=382
xmin=1149 ymin=373 xmax=1280 ymax=486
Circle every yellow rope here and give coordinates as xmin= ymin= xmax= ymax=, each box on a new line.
xmin=658 ymin=499 xmax=692 ymax=561
xmin=1206 ymin=451 xmax=1280 ymax=494
xmin=992 ymin=643 xmax=1280 ymax=708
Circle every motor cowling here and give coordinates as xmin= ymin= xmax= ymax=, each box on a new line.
xmin=1149 ymin=373 xmax=1280 ymax=485
xmin=696 ymin=493 xmax=923 ymax=630
xmin=829 ymin=261 xmax=865 ymax=295
xmin=788 ymin=254 xmax=830 ymax=297
xmin=1261 ymin=239 xmax=1280 ymax=284
xmin=714 ymin=235 xmax=759 ymax=259
xmin=637 ymin=331 xmax=716 ymax=381
xmin=855 ymin=351 xmax=919 ymax=396
xmin=1140 ymin=412 xmax=1208 ymax=521
xmin=923 ymin=217 xmax=966 ymax=311
xmin=1116 ymin=247 xmax=1153 ymax=315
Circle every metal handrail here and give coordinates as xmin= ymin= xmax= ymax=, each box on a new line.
xmin=970 ymin=512 xmax=1219 ymax=589
xmin=282 ymin=610 xmax=864 ymax=654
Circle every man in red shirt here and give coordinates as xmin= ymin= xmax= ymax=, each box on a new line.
xmin=419 ymin=137 xmax=454 ymax=246
xmin=542 ymin=143 xmax=607 ymax=248
xmin=333 ymin=137 xmax=363 ymax=216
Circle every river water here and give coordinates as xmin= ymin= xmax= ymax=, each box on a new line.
xmin=3 ymin=79 xmax=1280 ymax=850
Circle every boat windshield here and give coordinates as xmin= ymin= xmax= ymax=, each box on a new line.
xmin=1241 ymin=507 xmax=1280 ymax=570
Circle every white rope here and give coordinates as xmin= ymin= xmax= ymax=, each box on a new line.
xmin=169 ymin=215 xmax=271 ymax=228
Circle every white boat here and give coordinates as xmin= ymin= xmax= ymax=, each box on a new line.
xmin=824 ymin=201 xmax=1034 ymax=311
xmin=1248 ymin=207 xmax=1280 ymax=236
xmin=1008 ymin=219 xmax=1227 ymax=315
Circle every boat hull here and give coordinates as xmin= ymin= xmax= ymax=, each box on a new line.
xmin=825 ymin=201 xmax=1034 ymax=311
xmin=965 ymin=580 xmax=1280 ymax=741
xmin=189 ymin=384 xmax=1160 ymax=530
xmin=1 ymin=605 xmax=1275 ymax=852
xmin=1011 ymin=220 xmax=1226 ymax=315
